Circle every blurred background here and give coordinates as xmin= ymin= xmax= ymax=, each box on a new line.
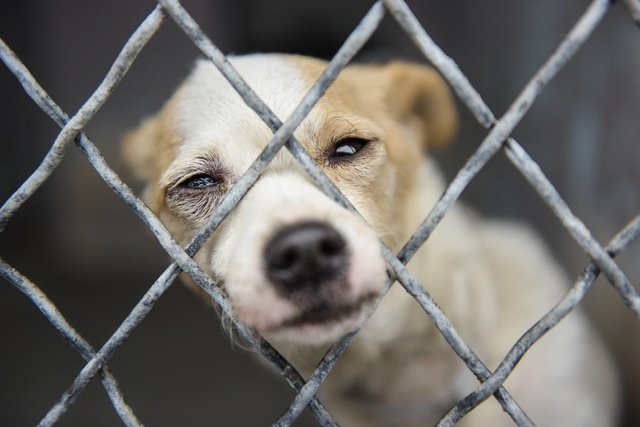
xmin=1 ymin=0 xmax=638 ymax=425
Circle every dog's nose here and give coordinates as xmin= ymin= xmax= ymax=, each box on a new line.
xmin=264 ymin=221 xmax=347 ymax=293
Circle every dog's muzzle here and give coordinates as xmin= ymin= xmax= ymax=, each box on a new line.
xmin=264 ymin=221 xmax=348 ymax=295
xmin=220 ymin=175 xmax=386 ymax=343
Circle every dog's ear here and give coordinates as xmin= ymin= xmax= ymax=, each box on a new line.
xmin=382 ymin=62 xmax=458 ymax=150
xmin=122 ymin=116 xmax=159 ymax=182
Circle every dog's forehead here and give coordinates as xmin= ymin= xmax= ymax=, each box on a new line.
xmin=170 ymin=55 xmax=318 ymax=168
xmin=183 ymin=55 xmax=310 ymax=123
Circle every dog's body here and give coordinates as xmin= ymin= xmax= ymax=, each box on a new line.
xmin=124 ymin=54 xmax=618 ymax=426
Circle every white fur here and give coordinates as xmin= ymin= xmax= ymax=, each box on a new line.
xmin=128 ymin=54 xmax=619 ymax=427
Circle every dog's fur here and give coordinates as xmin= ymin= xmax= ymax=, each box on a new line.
xmin=124 ymin=54 xmax=618 ymax=426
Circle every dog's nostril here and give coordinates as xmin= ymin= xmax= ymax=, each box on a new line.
xmin=270 ymin=247 xmax=298 ymax=271
xmin=282 ymin=248 xmax=298 ymax=268
xmin=264 ymin=221 xmax=348 ymax=294
xmin=319 ymin=235 xmax=345 ymax=257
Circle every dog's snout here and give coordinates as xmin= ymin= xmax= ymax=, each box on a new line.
xmin=265 ymin=221 xmax=347 ymax=293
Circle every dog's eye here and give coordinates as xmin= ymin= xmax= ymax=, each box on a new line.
xmin=181 ymin=174 xmax=220 ymax=189
xmin=332 ymin=138 xmax=368 ymax=159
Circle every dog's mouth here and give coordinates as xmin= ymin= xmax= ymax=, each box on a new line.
xmin=273 ymin=292 xmax=378 ymax=331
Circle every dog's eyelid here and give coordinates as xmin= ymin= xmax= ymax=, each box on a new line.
xmin=163 ymin=154 xmax=228 ymax=188
xmin=331 ymin=129 xmax=377 ymax=144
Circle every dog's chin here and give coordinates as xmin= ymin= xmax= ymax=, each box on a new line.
xmin=260 ymin=293 xmax=378 ymax=346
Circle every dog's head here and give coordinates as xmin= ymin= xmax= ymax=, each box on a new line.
xmin=123 ymin=54 xmax=456 ymax=346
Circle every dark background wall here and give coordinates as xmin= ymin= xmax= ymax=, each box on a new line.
xmin=1 ymin=1 xmax=638 ymax=425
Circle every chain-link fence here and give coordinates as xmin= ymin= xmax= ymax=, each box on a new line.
xmin=1 ymin=0 xmax=639 ymax=425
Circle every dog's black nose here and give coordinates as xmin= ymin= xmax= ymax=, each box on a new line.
xmin=264 ymin=221 xmax=347 ymax=294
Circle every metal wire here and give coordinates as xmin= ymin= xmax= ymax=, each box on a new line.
xmin=438 ymin=214 xmax=640 ymax=426
xmin=0 ymin=6 xmax=165 ymax=232
xmin=0 ymin=258 xmax=143 ymax=427
xmin=0 ymin=0 xmax=638 ymax=426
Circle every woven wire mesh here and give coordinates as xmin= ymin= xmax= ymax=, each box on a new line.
xmin=1 ymin=0 xmax=639 ymax=426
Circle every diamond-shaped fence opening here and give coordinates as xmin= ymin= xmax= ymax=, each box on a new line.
xmin=1 ymin=0 xmax=639 ymax=426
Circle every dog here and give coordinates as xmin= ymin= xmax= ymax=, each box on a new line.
xmin=123 ymin=54 xmax=618 ymax=426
